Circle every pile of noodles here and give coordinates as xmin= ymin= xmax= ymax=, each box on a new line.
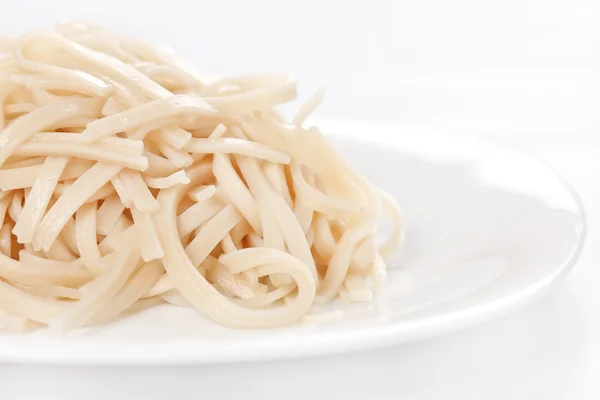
xmin=0 ymin=21 xmax=402 ymax=332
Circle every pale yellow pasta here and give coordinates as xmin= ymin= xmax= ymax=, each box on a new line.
xmin=0 ymin=21 xmax=402 ymax=332
xmin=12 ymin=156 xmax=68 ymax=243
xmin=95 ymin=194 xmax=125 ymax=235
xmin=143 ymin=170 xmax=189 ymax=189
xmin=187 ymin=184 xmax=216 ymax=203
xmin=0 ymin=159 xmax=93 ymax=191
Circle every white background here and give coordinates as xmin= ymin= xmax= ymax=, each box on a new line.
xmin=1 ymin=1 xmax=599 ymax=399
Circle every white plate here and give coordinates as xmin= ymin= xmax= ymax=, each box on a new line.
xmin=0 ymin=121 xmax=585 ymax=365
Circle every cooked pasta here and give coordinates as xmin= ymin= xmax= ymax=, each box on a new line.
xmin=0 ymin=21 xmax=402 ymax=332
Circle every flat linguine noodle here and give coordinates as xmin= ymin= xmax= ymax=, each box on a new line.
xmin=0 ymin=21 xmax=402 ymax=333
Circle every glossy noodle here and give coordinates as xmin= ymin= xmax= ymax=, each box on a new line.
xmin=0 ymin=21 xmax=402 ymax=332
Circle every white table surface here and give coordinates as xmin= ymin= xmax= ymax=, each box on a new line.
xmin=1 ymin=1 xmax=599 ymax=399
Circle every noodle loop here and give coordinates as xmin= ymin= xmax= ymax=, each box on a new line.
xmin=0 ymin=21 xmax=402 ymax=332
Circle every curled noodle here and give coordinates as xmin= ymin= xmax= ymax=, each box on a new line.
xmin=0 ymin=21 xmax=402 ymax=332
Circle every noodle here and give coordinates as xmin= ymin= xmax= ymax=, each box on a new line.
xmin=0 ymin=21 xmax=403 ymax=332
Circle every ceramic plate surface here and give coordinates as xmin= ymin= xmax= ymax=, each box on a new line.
xmin=0 ymin=121 xmax=586 ymax=365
